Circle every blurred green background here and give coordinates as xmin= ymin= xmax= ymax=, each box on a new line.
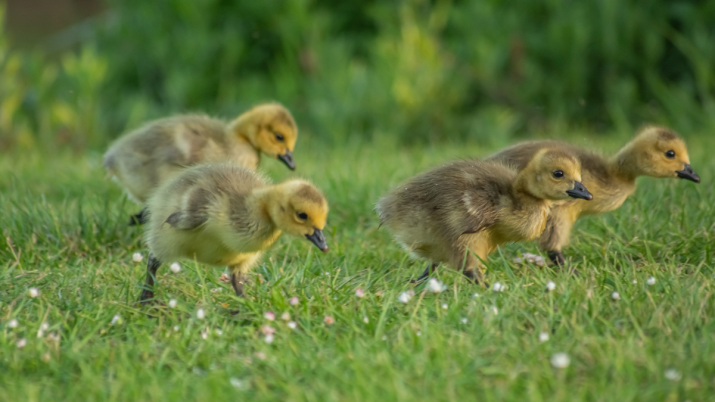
xmin=1 ymin=0 xmax=714 ymax=151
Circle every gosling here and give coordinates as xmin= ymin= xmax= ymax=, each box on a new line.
xmin=487 ymin=126 xmax=700 ymax=265
xmin=104 ymin=103 xmax=298 ymax=225
xmin=138 ymin=163 xmax=328 ymax=305
xmin=376 ymin=149 xmax=592 ymax=284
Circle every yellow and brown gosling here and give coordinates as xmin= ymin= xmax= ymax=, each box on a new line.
xmin=376 ymin=149 xmax=592 ymax=284
xmin=138 ymin=163 xmax=328 ymax=305
xmin=104 ymin=103 xmax=298 ymax=225
xmin=487 ymin=125 xmax=700 ymax=265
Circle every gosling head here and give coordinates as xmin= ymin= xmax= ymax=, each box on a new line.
xmin=522 ymin=149 xmax=593 ymax=201
xmin=270 ymin=180 xmax=329 ymax=252
xmin=628 ymin=126 xmax=700 ymax=183
xmin=230 ymin=103 xmax=298 ymax=170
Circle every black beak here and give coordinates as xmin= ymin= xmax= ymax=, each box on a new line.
xmin=277 ymin=151 xmax=296 ymax=170
xmin=676 ymin=164 xmax=700 ymax=183
xmin=566 ymin=181 xmax=593 ymax=200
xmin=305 ymin=229 xmax=328 ymax=252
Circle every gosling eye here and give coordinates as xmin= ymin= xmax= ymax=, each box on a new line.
xmin=665 ymin=150 xmax=675 ymax=159
xmin=274 ymin=132 xmax=285 ymax=142
xmin=297 ymin=212 xmax=308 ymax=220
xmin=552 ymin=170 xmax=564 ymax=179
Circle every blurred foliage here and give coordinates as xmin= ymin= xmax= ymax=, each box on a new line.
xmin=2 ymin=0 xmax=715 ymax=150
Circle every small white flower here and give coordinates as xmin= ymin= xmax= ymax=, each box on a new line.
xmin=461 ymin=317 xmax=468 ymax=324
xmin=324 ymin=315 xmax=335 ymax=325
xmin=551 ymin=353 xmax=570 ymax=368
xmin=287 ymin=321 xmax=297 ymax=330
xmin=416 ymin=331 xmax=421 ymax=336
xmin=398 ymin=290 xmax=414 ymax=304
xmin=664 ymin=369 xmax=681 ymax=381
xmin=230 ymin=377 xmax=249 ymax=390
xmin=170 ymin=262 xmax=181 ymax=273
xmin=260 ymin=325 xmax=276 ymax=336
xmin=215 ymin=329 xmax=223 ymax=336
xmin=168 ymin=299 xmax=177 ymax=308
xmin=539 ymin=332 xmax=549 ymax=342
xmin=201 ymin=329 xmax=208 ymax=339
xmin=173 ymin=325 xmax=180 ymax=331
xmin=264 ymin=312 xmax=275 ymax=321
xmin=110 ymin=314 xmax=121 ymax=326
xmin=441 ymin=303 xmax=448 ymax=309
xmin=40 ymin=322 xmax=49 ymax=331
xmin=8 ymin=319 xmax=18 ymax=328
xmin=28 ymin=287 xmax=40 ymax=298
xmin=647 ymin=276 xmax=656 ymax=286
xmin=264 ymin=334 xmax=274 ymax=344
xmin=492 ymin=282 xmax=503 ymax=292
xmin=632 ymin=279 xmax=637 ymax=284
xmin=355 ymin=288 xmax=365 ymax=298
xmin=36 ymin=329 xmax=44 ymax=338
xmin=612 ymin=291 xmax=620 ymax=300
xmin=211 ymin=288 xmax=222 ymax=293
xmin=546 ymin=281 xmax=556 ymax=291
xmin=16 ymin=338 xmax=27 ymax=348
xmin=196 ymin=308 xmax=205 ymax=320
xmin=281 ymin=312 xmax=290 ymax=321
xmin=363 ymin=316 xmax=369 ymax=324
xmin=491 ymin=305 xmax=499 ymax=315
xmin=427 ymin=278 xmax=447 ymax=293
xmin=473 ymin=293 xmax=480 ymax=298
xmin=289 ymin=297 xmax=299 ymax=306
xmin=255 ymin=352 xmax=266 ymax=360
xmin=132 ymin=252 xmax=144 ymax=263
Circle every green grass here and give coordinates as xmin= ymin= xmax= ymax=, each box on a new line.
xmin=1 ymin=132 xmax=714 ymax=401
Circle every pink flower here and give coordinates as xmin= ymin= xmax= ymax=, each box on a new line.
xmin=260 ymin=325 xmax=275 ymax=336
xmin=289 ymin=297 xmax=299 ymax=306
xmin=264 ymin=311 xmax=275 ymax=321
xmin=355 ymin=288 xmax=365 ymax=298
xmin=324 ymin=315 xmax=335 ymax=325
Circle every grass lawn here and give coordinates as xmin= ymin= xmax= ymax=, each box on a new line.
xmin=1 ymin=131 xmax=713 ymax=401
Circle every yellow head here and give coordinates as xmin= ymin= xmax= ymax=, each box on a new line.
xmin=267 ymin=180 xmax=329 ymax=252
xmin=624 ymin=126 xmax=700 ymax=182
xmin=229 ymin=103 xmax=298 ymax=170
xmin=519 ymin=149 xmax=593 ymax=201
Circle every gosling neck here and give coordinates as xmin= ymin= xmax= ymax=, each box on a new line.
xmin=226 ymin=115 xmax=256 ymax=147
xmin=608 ymin=141 xmax=642 ymax=183
xmin=247 ymin=186 xmax=281 ymax=229
xmin=511 ymin=173 xmax=550 ymax=211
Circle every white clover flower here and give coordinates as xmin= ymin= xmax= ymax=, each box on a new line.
xmin=196 ymin=308 xmax=205 ymax=319
xmin=16 ymin=338 xmax=27 ymax=349
xmin=289 ymin=297 xmax=299 ymax=306
xmin=230 ymin=377 xmax=249 ymax=390
xmin=215 ymin=329 xmax=223 ymax=336
xmin=416 ymin=331 xmax=421 ymax=337
xmin=363 ymin=316 xmax=369 ymax=324
xmin=647 ymin=276 xmax=656 ymax=286
xmin=492 ymin=282 xmax=504 ymax=292
xmin=550 ymin=352 xmax=570 ymax=368
xmin=664 ymin=369 xmax=681 ymax=381
xmin=8 ymin=319 xmax=18 ymax=328
xmin=287 ymin=321 xmax=297 ymax=330
xmin=201 ymin=329 xmax=208 ymax=339
xmin=169 ymin=262 xmax=181 ymax=273
xmin=281 ymin=312 xmax=290 ymax=321
xmin=461 ymin=317 xmax=468 ymax=324
xmin=324 ymin=316 xmax=335 ymax=325
xmin=264 ymin=312 xmax=275 ymax=321
xmin=173 ymin=325 xmax=180 ymax=332
xmin=110 ymin=314 xmax=122 ymax=326
xmin=132 ymin=252 xmax=144 ymax=263
xmin=473 ymin=293 xmax=480 ymax=298
xmin=168 ymin=299 xmax=177 ymax=308
xmin=355 ymin=288 xmax=365 ymax=298
xmin=612 ymin=291 xmax=621 ymax=300
xmin=28 ymin=287 xmax=40 ymax=298
xmin=398 ymin=291 xmax=414 ymax=304
xmin=546 ymin=281 xmax=556 ymax=291
xmin=40 ymin=322 xmax=49 ymax=331
xmin=428 ymin=278 xmax=447 ymax=293
xmin=260 ymin=325 xmax=275 ymax=336
xmin=264 ymin=334 xmax=274 ymax=344
xmin=632 ymin=279 xmax=637 ymax=284
xmin=441 ymin=303 xmax=448 ymax=309
xmin=539 ymin=332 xmax=549 ymax=342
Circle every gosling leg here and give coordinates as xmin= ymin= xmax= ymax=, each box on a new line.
xmin=539 ymin=206 xmax=574 ymax=267
xmin=547 ymin=250 xmax=566 ymax=266
xmin=128 ymin=207 xmax=149 ymax=226
xmin=139 ymin=254 xmax=162 ymax=304
xmin=230 ymin=271 xmax=247 ymax=298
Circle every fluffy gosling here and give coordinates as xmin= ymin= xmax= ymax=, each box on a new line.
xmin=376 ymin=149 xmax=592 ymax=284
xmin=487 ymin=126 xmax=700 ymax=265
xmin=104 ymin=103 xmax=298 ymax=224
xmin=138 ymin=163 xmax=328 ymax=305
